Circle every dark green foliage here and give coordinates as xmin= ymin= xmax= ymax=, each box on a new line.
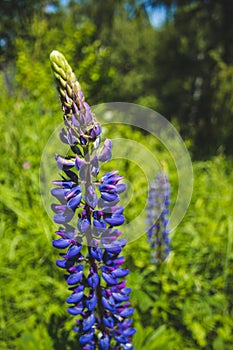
xmin=146 ymin=0 xmax=233 ymax=158
xmin=2 ymin=0 xmax=233 ymax=157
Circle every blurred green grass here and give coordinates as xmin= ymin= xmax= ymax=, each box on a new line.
xmin=0 ymin=84 xmax=233 ymax=349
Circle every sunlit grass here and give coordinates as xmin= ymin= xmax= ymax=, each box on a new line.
xmin=1 ymin=92 xmax=233 ymax=349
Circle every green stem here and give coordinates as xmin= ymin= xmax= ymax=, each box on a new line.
xmin=83 ymin=144 xmax=107 ymax=334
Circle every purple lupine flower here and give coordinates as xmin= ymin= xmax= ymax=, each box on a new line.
xmin=50 ymin=51 xmax=135 ymax=349
xmin=146 ymin=171 xmax=171 ymax=263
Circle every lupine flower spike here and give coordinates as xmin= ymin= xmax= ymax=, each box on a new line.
xmin=146 ymin=171 xmax=171 ymax=264
xmin=50 ymin=51 xmax=135 ymax=350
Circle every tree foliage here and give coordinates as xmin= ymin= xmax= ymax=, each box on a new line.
xmin=1 ymin=0 xmax=233 ymax=157
xmin=147 ymin=0 xmax=233 ymax=157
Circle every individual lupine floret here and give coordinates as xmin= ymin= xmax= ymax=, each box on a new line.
xmin=146 ymin=171 xmax=171 ymax=263
xmin=50 ymin=51 xmax=135 ymax=349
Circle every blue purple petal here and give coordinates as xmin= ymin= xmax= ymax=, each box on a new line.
xmin=66 ymin=291 xmax=84 ymax=304
xmin=52 ymin=238 xmax=71 ymax=249
xmin=67 ymin=244 xmax=82 ymax=258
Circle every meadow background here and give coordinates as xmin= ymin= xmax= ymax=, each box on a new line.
xmin=0 ymin=1 xmax=233 ymax=349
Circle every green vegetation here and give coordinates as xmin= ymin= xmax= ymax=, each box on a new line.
xmin=1 ymin=93 xmax=233 ymax=348
xmin=1 ymin=0 xmax=233 ymax=158
xmin=0 ymin=1 xmax=233 ymax=349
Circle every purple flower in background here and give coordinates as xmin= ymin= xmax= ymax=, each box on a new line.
xmin=146 ymin=171 xmax=171 ymax=263
xmin=50 ymin=51 xmax=135 ymax=349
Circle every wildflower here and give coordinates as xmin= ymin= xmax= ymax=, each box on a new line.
xmin=50 ymin=51 xmax=135 ymax=349
xmin=146 ymin=171 xmax=171 ymax=263
xmin=23 ymin=161 xmax=31 ymax=169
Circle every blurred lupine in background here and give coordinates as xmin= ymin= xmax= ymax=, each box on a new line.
xmin=50 ymin=51 xmax=135 ymax=350
xmin=146 ymin=171 xmax=171 ymax=264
